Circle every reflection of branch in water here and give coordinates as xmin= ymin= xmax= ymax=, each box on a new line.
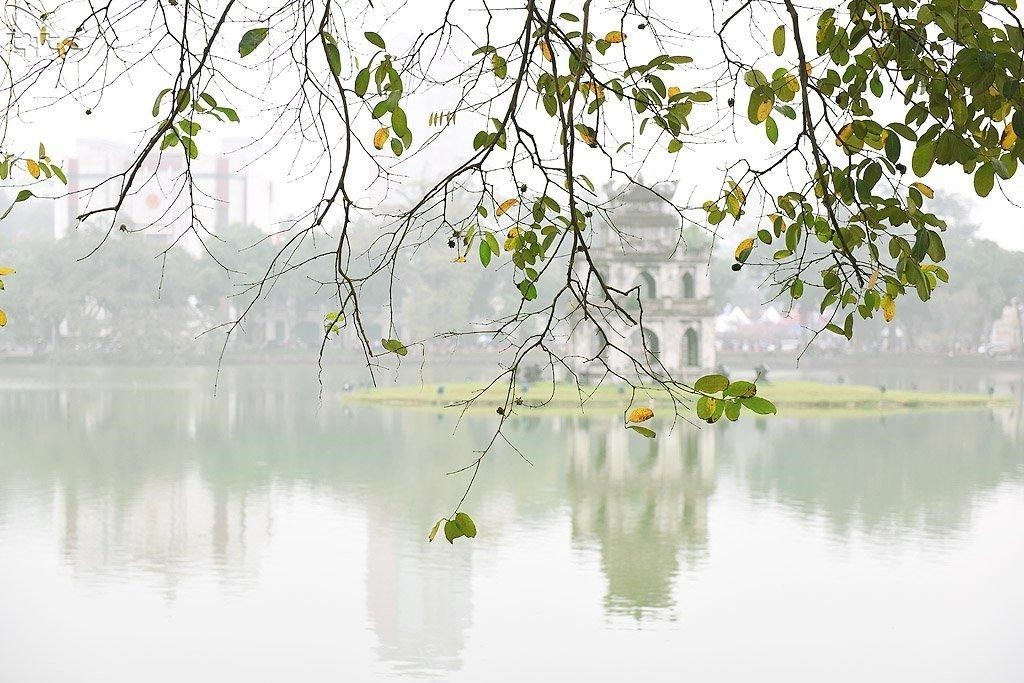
xmin=567 ymin=415 xmax=715 ymax=619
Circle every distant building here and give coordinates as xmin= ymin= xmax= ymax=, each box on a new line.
xmin=715 ymin=303 xmax=807 ymax=353
xmin=990 ymin=299 xmax=1023 ymax=354
xmin=571 ymin=182 xmax=716 ymax=377
xmin=55 ymin=138 xmax=275 ymax=243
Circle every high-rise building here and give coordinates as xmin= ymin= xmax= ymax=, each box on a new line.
xmin=55 ymin=138 xmax=274 ymax=242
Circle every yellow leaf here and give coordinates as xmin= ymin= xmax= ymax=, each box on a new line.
xmin=496 ymin=198 xmax=518 ymax=216
xmin=604 ymin=31 xmax=625 ymax=44
xmin=507 ymin=226 xmax=521 ymax=239
xmin=56 ymin=38 xmax=78 ymax=58
xmin=803 ymin=62 xmax=812 ymax=77
xmin=539 ymin=40 xmax=552 ymax=61
xmin=910 ymin=181 xmax=934 ymax=199
xmin=784 ymin=73 xmax=800 ymax=95
xmin=734 ymin=237 xmax=755 ymax=260
xmin=881 ymin=294 xmax=896 ymax=323
xmin=27 ymin=159 xmax=40 ymax=179
xmin=373 ymin=127 xmax=389 ymax=150
xmin=0 ymin=309 xmax=6 ymax=327
xmin=579 ymin=128 xmax=596 ymax=145
xmin=627 ymin=407 xmax=654 ymax=423
xmin=866 ymin=265 xmax=879 ymax=291
xmin=454 ymin=255 xmax=467 ymax=263
xmin=39 ymin=26 xmax=47 ymax=45
xmin=0 ymin=267 xmax=14 ymax=276
xmin=1001 ymin=123 xmax=1017 ymax=151
xmin=729 ymin=181 xmax=746 ymax=205
xmin=755 ymin=98 xmax=773 ymax=123
xmin=836 ymin=123 xmax=854 ymax=147
xmin=667 ymin=86 xmax=681 ymax=99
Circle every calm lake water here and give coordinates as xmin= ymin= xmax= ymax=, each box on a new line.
xmin=1 ymin=366 xmax=1022 ymax=681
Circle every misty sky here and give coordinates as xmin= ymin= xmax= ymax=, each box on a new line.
xmin=7 ymin=0 xmax=1023 ymax=251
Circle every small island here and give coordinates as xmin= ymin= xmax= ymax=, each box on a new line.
xmin=343 ymin=380 xmax=1013 ymax=414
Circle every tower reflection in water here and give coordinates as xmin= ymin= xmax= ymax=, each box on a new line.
xmin=567 ymin=417 xmax=715 ymax=619
xmin=2 ymin=367 xmax=1022 ymax=678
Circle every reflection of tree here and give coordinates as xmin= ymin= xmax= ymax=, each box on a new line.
xmin=567 ymin=416 xmax=715 ymax=619
xmin=4 ymin=367 xmax=1024 ymax=668
xmin=719 ymin=412 xmax=1024 ymax=540
xmin=0 ymin=368 xmax=504 ymax=677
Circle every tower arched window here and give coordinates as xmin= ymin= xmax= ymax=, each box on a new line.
xmin=683 ymin=327 xmax=699 ymax=367
xmin=637 ymin=271 xmax=657 ymax=300
xmin=631 ymin=327 xmax=661 ymax=362
xmin=682 ymin=272 xmax=695 ymax=299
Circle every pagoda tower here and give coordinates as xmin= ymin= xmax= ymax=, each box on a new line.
xmin=572 ymin=181 xmax=716 ymax=378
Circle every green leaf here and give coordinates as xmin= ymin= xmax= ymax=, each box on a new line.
xmin=484 ymin=232 xmax=500 ymax=256
xmin=371 ymin=99 xmax=394 ymax=119
xmin=175 ymin=90 xmax=191 ymax=113
xmin=238 ymin=27 xmax=269 ymax=57
xmin=888 ymin=123 xmax=917 ymax=141
xmin=518 ymin=280 xmax=538 ymax=301
xmin=391 ymin=106 xmax=410 ymax=141
xmin=911 ymin=140 xmax=934 ymax=177
xmin=740 ymin=396 xmax=777 ymax=415
xmin=325 ymin=41 xmax=341 ymax=78
xmin=884 ymin=130 xmax=901 ymax=162
xmin=479 ymin=240 xmax=492 ymax=266
xmin=354 ymin=68 xmax=371 ymax=97
xmin=772 ymin=25 xmax=786 ymax=56
xmin=443 ymin=519 xmax=463 ymax=544
xmin=151 ymin=88 xmax=172 ymax=117
xmin=453 ymin=512 xmax=477 ymax=538
xmin=215 ymin=106 xmax=240 ymax=123
xmin=180 ymin=135 xmax=199 ymax=160
xmin=724 ymin=380 xmax=756 ymax=398
xmin=696 ymin=396 xmax=717 ymax=420
xmin=177 ymin=119 xmax=201 ymax=136
xmin=160 ymin=130 xmax=180 ymax=150
xmin=1 ymin=189 xmax=33 ymax=220
xmin=694 ymin=374 xmax=730 ymax=394
xmin=627 ymin=425 xmax=656 ymax=438
xmin=765 ymin=116 xmax=779 ymax=144
xmin=974 ymin=163 xmax=995 ymax=197
xmin=381 ymin=338 xmax=408 ymax=356
xmin=364 ymin=32 xmax=386 ymax=50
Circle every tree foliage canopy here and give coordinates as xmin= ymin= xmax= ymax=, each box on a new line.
xmin=2 ymin=0 xmax=1023 ymax=535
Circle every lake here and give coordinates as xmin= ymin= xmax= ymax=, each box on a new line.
xmin=1 ymin=366 xmax=1022 ymax=681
